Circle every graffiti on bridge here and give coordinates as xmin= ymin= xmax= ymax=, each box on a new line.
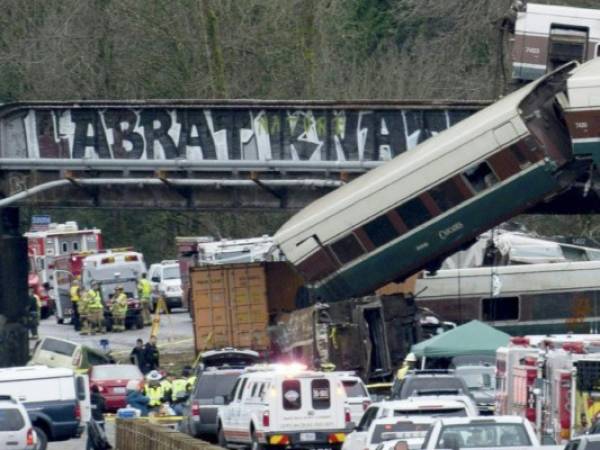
xmin=1 ymin=107 xmax=476 ymax=162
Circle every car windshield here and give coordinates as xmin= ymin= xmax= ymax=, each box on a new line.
xmin=196 ymin=373 xmax=240 ymax=398
xmin=404 ymin=378 xmax=465 ymax=397
xmin=371 ymin=422 xmax=431 ymax=444
xmin=343 ymin=380 xmax=368 ymax=397
xmin=163 ymin=266 xmax=180 ymax=280
xmin=395 ymin=408 xmax=467 ymax=417
xmin=0 ymin=408 xmax=25 ymax=431
xmin=93 ymin=365 xmax=141 ymax=380
xmin=457 ymin=370 xmax=494 ymax=391
xmin=435 ymin=423 xmax=531 ymax=448
xmin=41 ymin=338 xmax=76 ymax=356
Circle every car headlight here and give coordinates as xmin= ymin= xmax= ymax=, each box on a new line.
xmin=166 ymin=286 xmax=179 ymax=293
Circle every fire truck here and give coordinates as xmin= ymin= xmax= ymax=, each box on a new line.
xmin=25 ymin=221 xmax=102 ymax=319
xmin=496 ymin=335 xmax=600 ymax=443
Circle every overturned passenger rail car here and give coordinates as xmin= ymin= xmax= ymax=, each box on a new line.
xmin=275 ymin=60 xmax=600 ymax=302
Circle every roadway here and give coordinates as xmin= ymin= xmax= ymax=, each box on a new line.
xmin=38 ymin=309 xmax=194 ymax=450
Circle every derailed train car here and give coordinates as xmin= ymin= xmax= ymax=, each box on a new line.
xmin=274 ymin=60 xmax=600 ymax=302
xmin=269 ymin=295 xmax=420 ymax=381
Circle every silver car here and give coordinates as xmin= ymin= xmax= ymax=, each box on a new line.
xmin=0 ymin=396 xmax=37 ymax=450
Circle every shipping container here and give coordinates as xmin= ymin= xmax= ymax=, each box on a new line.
xmin=189 ymin=262 xmax=303 ymax=353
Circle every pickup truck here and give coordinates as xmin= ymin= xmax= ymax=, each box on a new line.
xmin=0 ymin=366 xmax=90 ymax=449
xmin=420 ymin=416 xmax=540 ymax=450
xmin=564 ymin=434 xmax=600 ymax=450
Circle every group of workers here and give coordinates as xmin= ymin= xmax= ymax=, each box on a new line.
xmin=68 ymin=273 xmax=154 ymax=334
xmin=126 ymin=367 xmax=196 ymax=416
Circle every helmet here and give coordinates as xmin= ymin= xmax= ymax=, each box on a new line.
xmin=405 ymin=353 xmax=417 ymax=363
xmin=146 ymin=370 xmax=162 ymax=381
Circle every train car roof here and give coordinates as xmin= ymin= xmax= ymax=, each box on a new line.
xmin=567 ymin=58 xmax=600 ymax=90
xmin=275 ymin=65 xmax=576 ymax=248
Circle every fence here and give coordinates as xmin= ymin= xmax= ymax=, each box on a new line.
xmin=116 ymin=418 xmax=223 ymax=450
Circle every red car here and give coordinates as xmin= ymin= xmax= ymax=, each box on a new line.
xmin=89 ymin=364 xmax=144 ymax=411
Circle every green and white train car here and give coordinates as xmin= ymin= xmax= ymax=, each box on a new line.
xmin=275 ymin=61 xmax=600 ymax=302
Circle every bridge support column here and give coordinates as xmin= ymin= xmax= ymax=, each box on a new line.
xmin=0 ymin=207 xmax=29 ymax=367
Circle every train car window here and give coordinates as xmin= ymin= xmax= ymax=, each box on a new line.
xmin=510 ymin=145 xmax=533 ymax=169
xmin=429 ymin=179 xmax=465 ymax=213
xmin=363 ymin=215 xmax=399 ymax=248
xmin=463 ymin=162 xmax=498 ymax=193
xmin=395 ymin=198 xmax=432 ymax=230
xmin=331 ymin=234 xmax=365 ymax=265
xmin=482 ymin=297 xmax=519 ymax=321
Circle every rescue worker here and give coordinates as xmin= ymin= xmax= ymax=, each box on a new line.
xmin=87 ymin=282 xmax=104 ymax=335
xmin=160 ymin=372 xmax=173 ymax=405
xmin=171 ymin=371 xmax=190 ymax=415
xmin=182 ymin=366 xmax=196 ymax=393
xmin=79 ymin=284 xmax=91 ymax=335
xmin=110 ymin=285 xmax=128 ymax=332
xmin=27 ymin=287 xmax=41 ymax=340
xmin=143 ymin=335 xmax=160 ymax=374
xmin=144 ymin=370 xmax=165 ymax=412
xmin=70 ymin=278 xmax=81 ymax=331
xmin=396 ymin=353 xmax=417 ymax=380
xmin=137 ymin=273 xmax=153 ymax=326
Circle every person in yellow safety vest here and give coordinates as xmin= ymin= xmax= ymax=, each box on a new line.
xmin=69 ymin=279 xmax=81 ymax=331
xmin=86 ymin=282 xmax=104 ymax=335
xmin=110 ymin=286 xmax=128 ymax=332
xmin=79 ymin=286 xmax=90 ymax=335
xmin=27 ymin=287 xmax=41 ymax=339
xmin=137 ymin=273 xmax=153 ymax=326
xmin=171 ymin=373 xmax=189 ymax=415
xmin=160 ymin=373 xmax=173 ymax=402
xmin=182 ymin=365 xmax=196 ymax=393
xmin=397 ymin=352 xmax=417 ymax=380
xmin=144 ymin=370 xmax=165 ymax=411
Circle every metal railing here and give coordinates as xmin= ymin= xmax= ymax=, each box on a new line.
xmin=116 ymin=418 xmax=224 ymax=450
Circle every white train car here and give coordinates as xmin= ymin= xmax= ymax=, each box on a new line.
xmin=512 ymin=2 xmax=600 ymax=81
xmin=274 ymin=61 xmax=584 ymax=302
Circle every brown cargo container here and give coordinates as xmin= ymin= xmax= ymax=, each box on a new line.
xmin=190 ymin=262 xmax=302 ymax=353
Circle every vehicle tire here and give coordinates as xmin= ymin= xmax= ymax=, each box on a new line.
xmin=251 ymin=430 xmax=265 ymax=450
xmin=33 ymin=426 xmax=48 ymax=450
xmin=56 ymin=316 xmax=64 ymax=325
xmin=217 ymin=425 xmax=228 ymax=448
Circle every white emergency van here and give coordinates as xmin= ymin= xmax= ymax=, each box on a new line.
xmin=82 ymin=250 xmax=147 ymax=290
xmin=218 ymin=365 xmax=352 ymax=450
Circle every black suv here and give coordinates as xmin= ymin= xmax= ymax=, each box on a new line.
xmin=391 ymin=369 xmax=473 ymax=400
xmin=178 ymin=368 xmax=244 ymax=440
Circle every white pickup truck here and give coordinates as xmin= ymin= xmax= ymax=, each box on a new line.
xmin=420 ymin=416 xmax=540 ymax=450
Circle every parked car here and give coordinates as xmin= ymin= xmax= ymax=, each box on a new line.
xmin=565 ymin=434 xmax=600 ymax=450
xmin=28 ymin=336 xmax=113 ymax=371
xmin=217 ymin=366 xmax=352 ymax=450
xmin=344 ymin=416 xmax=433 ymax=450
xmin=336 ymin=373 xmax=371 ymax=425
xmin=149 ymin=260 xmax=183 ymax=311
xmin=358 ymin=397 xmax=478 ymax=430
xmin=391 ymin=370 xmax=473 ymax=401
xmin=179 ymin=367 xmax=245 ymax=440
xmin=89 ymin=364 xmax=144 ymax=412
xmin=0 ymin=396 xmax=37 ymax=450
xmin=420 ymin=416 xmax=540 ymax=450
xmin=198 ymin=348 xmax=260 ymax=371
xmin=367 ymin=383 xmax=392 ymax=402
xmin=0 ymin=365 xmax=91 ymax=450
xmin=454 ymin=365 xmax=496 ymax=415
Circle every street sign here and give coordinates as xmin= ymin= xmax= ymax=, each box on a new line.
xmin=30 ymin=215 xmax=51 ymax=231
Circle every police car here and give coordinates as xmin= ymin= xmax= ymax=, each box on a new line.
xmin=217 ymin=364 xmax=352 ymax=450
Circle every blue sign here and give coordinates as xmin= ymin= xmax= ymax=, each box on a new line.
xmin=30 ymin=215 xmax=51 ymax=231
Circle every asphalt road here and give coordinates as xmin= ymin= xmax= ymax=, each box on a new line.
xmin=37 ymin=309 xmax=195 ymax=450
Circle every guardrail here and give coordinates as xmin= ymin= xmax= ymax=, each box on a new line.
xmin=116 ymin=418 xmax=223 ymax=450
